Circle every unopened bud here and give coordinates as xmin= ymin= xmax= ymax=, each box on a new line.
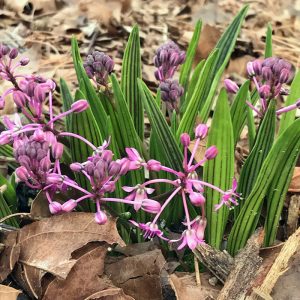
xmin=224 ymin=79 xmax=239 ymax=94
xmin=205 ymin=146 xmax=218 ymax=160
xmin=71 ymin=100 xmax=89 ymax=113
xmin=20 ymin=57 xmax=30 ymax=66
xmin=95 ymin=210 xmax=107 ymax=225
xmin=52 ymin=142 xmax=64 ymax=159
xmin=247 ymin=61 xmax=255 ymax=76
xmin=147 ymin=159 xmax=162 ymax=172
xmin=49 ymin=201 xmax=62 ymax=214
xmin=40 ymin=157 xmax=51 ymax=172
xmin=9 ymin=48 xmax=18 ymax=59
xmin=62 ymin=199 xmax=77 ymax=212
xmin=16 ymin=166 xmax=30 ymax=181
xmin=259 ymin=84 xmax=271 ymax=99
xmin=141 ymin=199 xmax=161 ymax=214
xmin=195 ymin=124 xmax=208 ymax=139
xmin=180 ymin=133 xmax=190 ymax=147
xmin=189 ymin=192 xmax=205 ymax=207
xmin=70 ymin=162 xmax=83 ymax=172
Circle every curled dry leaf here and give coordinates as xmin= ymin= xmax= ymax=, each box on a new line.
xmin=12 ymin=212 xmax=124 ymax=298
xmin=288 ymin=167 xmax=300 ymax=192
xmin=105 ymin=249 xmax=166 ymax=300
xmin=43 ymin=244 xmax=132 ymax=300
xmin=0 ymin=230 xmax=20 ymax=282
xmin=0 ymin=284 xmax=21 ymax=300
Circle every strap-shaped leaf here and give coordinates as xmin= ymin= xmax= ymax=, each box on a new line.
xmin=179 ymin=20 xmax=202 ymax=106
xmin=0 ymin=145 xmax=17 ymax=169
xmin=178 ymin=5 xmax=248 ymax=137
xmin=177 ymin=49 xmax=219 ymax=139
xmin=71 ymin=38 xmax=108 ymax=135
xmin=204 ymin=89 xmax=234 ymax=249
xmin=247 ymin=105 xmax=256 ymax=149
xmin=230 ymin=80 xmax=250 ymax=145
xmin=138 ymin=79 xmax=183 ymax=172
xmin=235 ymin=101 xmax=276 ymax=217
xmin=227 ymin=118 xmax=300 ymax=255
xmin=60 ymin=78 xmax=73 ymax=129
xmin=278 ymin=70 xmax=300 ymax=135
xmin=265 ymin=23 xmax=273 ymax=58
xmin=0 ymin=174 xmax=17 ymax=213
xmin=121 ymin=25 xmax=143 ymax=139
xmin=0 ymin=193 xmax=18 ymax=227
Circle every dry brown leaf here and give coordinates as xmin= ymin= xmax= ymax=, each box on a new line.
xmin=43 ymin=244 xmax=132 ymax=300
xmin=188 ymin=138 xmax=207 ymax=163
xmin=105 ymin=249 xmax=166 ymax=300
xmin=84 ymin=288 xmax=134 ymax=300
xmin=288 ymin=167 xmax=300 ymax=192
xmin=0 ymin=231 xmax=20 ymax=282
xmin=0 ymin=284 xmax=21 ymax=300
xmin=169 ymin=272 xmax=220 ymax=300
xmin=12 ymin=212 xmax=124 ymax=298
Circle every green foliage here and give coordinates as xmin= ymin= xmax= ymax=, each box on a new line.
xmin=204 ymin=89 xmax=234 ymax=249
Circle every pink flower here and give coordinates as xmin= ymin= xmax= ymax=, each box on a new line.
xmin=189 ymin=192 xmax=205 ymax=207
xmin=215 ymin=179 xmax=239 ymax=211
xmin=130 ymin=221 xmax=165 ymax=239
xmin=176 ymin=229 xmax=201 ymax=250
xmin=95 ymin=210 xmax=107 ymax=225
xmin=49 ymin=201 xmax=62 ymax=214
xmin=141 ymin=199 xmax=161 ymax=214
xmin=125 ymin=148 xmax=145 ymax=170
xmin=123 ymin=185 xmax=155 ymax=211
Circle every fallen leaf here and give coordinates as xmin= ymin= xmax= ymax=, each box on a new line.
xmin=288 ymin=167 xmax=300 ymax=192
xmin=12 ymin=212 xmax=124 ymax=298
xmin=43 ymin=244 xmax=132 ymax=300
xmin=0 ymin=284 xmax=21 ymax=300
xmin=105 ymin=249 xmax=166 ymax=300
xmin=169 ymin=272 xmax=220 ymax=300
xmin=0 ymin=230 xmax=20 ymax=282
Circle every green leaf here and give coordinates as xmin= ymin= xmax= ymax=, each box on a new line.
xmin=0 ymin=193 xmax=18 ymax=227
xmin=247 ymin=105 xmax=256 ymax=149
xmin=71 ymin=38 xmax=108 ymax=135
xmin=181 ymin=59 xmax=205 ymax=113
xmin=230 ymin=80 xmax=250 ymax=145
xmin=235 ymin=101 xmax=276 ymax=217
xmin=177 ymin=50 xmax=219 ymax=138
xmin=179 ymin=20 xmax=202 ymax=106
xmin=60 ymin=78 xmax=74 ymax=130
xmin=121 ymin=25 xmax=143 ymax=139
xmin=227 ymin=118 xmax=300 ymax=255
xmin=138 ymin=79 xmax=183 ymax=172
xmin=204 ymin=89 xmax=235 ymax=249
xmin=0 ymin=174 xmax=17 ymax=212
xmin=278 ymin=70 xmax=300 ymax=135
xmin=178 ymin=5 xmax=249 ymax=137
xmin=265 ymin=23 xmax=273 ymax=58
xmin=0 ymin=145 xmax=17 ymax=169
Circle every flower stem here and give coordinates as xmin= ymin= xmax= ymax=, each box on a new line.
xmin=59 ymin=132 xmax=97 ymax=151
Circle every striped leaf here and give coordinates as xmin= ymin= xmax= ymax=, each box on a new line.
xmin=0 ymin=145 xmax=17 ymax=169
xmin=121 ymin=25 xmax=143 ymax=139
xmin=0 ymin=193 xmax=18 ymax=227
xmin=0 ymin=174 xmax=17 ymax=213
xmin=178 ymin=5 xmax=248 ymax=138
xmin=204 ymin=89 xmax=234 ymax=249
xmin=179 ymin=20 xmax=202 ymax=106
xmin=265 ymin=23 xmax=273 ymax=58
xmin=235 ymin=101 xmax=276 ymax=217
xmin=278 ymin=70 xmax=300 ymax=135
xmin=227 ymin=118 xmax=300 ymax=255
xmin=230 ymin=80 xmax=250 ymax=145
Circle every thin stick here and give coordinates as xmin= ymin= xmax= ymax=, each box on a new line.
xmin=194 ymin=255 xmax=201 ymax=286
xmin=0 ymin=212 xmax=31 ymax=223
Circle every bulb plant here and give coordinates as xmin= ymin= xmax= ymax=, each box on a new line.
xmin=0 ymin=6 xmax=299 ymax=257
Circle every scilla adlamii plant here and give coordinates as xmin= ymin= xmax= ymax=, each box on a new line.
xmin=0 ymin=44 xmax=238 ymax=250
xmin=1 ymin=6 xmax=299 ymax=254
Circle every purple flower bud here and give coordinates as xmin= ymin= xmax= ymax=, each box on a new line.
xmin=195 ymin=124 xmax=208 ymax=139
xmin=118 ymin=158 xmax=130 ymax=175
xmin=259 ymin=84 xmax=271 ymax=99
xmin=13 ymin=91 xmax=27 ymax=107
xmin=247 ymin=61 xmax=255 ymax=76
xmin=180 ymin=133 xmax=190 ymax=147
xmin=108 ymin=161 xmax=121 ymax=176
xmin=71 ymin=100 xmax=89 ymax=113
xmin=70 ymin=162 xmax=83 ymax=172
xmin=49 ymin=201 xmax=62 ymax=214
xmin=40 ymin=157 xmax=51 ymax=172
xmin=46 ymin=173 xmax=63 ymax=185
xmin=34 ymin=85 xmax=46 ymax=103
xmin=170 ymin=52 xmax=179 ymax=66
xmin=95 ymin=210 xmax=107 ymax=225
xmin=102 ymin=150 xmax=113 ymax=162
xmin=252 ymin=59 xmax=262 ymax=75
xmin=147 ymin=159 xmax=162 ymax=171
xmin=52 ymin=142 xmax=64 ymax=159
xmin=20 ymin=57 xmax=30 ymax=66
xmin=279 ymin=68 xmax=290 ymax=84
xmin=62 ymin=199 xmax=77 ymax=212
xmin=16 ymin=166 xmax=30 ymax=181
xmin=224 ymin=79 xmax=239 ymax=94
xmin=205 ymin=146 xmax=218 ymax=160
xmin=189 ymin=192 xmax=205 ymax=207
xmin=262 ymin=66 xmax=273 ymax=81
xmin=141 ymin=199 xmax=161 ymax=214
xmin=1 ymin=45 xmax=10 ymax=56
xmin=9 ymin=48 xmax=18 ymax=59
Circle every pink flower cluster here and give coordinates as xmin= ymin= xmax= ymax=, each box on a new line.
xmin=224 ymin=57 xmax=300 ymax=117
